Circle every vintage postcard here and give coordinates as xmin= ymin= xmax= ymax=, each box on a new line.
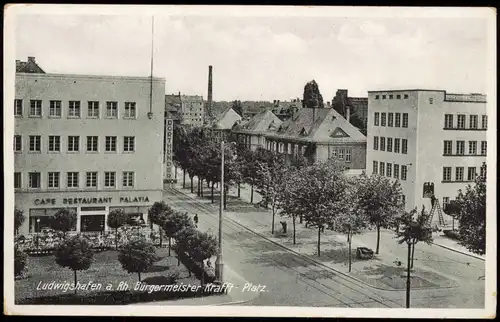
xmin=3 ymin=4 xmax=496 ymax=318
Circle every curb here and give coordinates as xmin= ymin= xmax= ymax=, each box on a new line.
xmin=431 ymin=242 xmax=485 ymax=261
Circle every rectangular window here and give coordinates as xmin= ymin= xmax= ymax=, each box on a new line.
xmin=48 ymin=172 xmax=60 ymax=189
xmin=86 ymin=136 xmax=99 ymax=152
xmin=467 ymin=167 xmax=476 ymax=181
xmin=395 ymin=113 xmax=401 ymax=127
xmin=14 ymin=135 xmax=22 ymax=152
xmin=469 ymin=115 xmax=478 ymax=129
xmin=48 ymin=135 xmax=61 ymax=152
xmin=373 ymin=161 xmax=378 ymax=174
xmin=381 ymin=113 xmax=387 ymax=126
xmin=469 ymin=141 xmax=477 ymax=155
xmin=29 ymin=172 xmax=41 ymax=188
xmin=29 ymin=100 xmax=42 ymax=117
xmin=444 ymin=114 xmax=454 ymax=129
xmin=387 ymin=138 xmax=393 ymax=152
xmin=389 ymin=94 xmax=394 ymax=99
xmin=345 ymin=149 xmax=352 ymax=162
xmin=67 ymin=172 xmax=79 ymax=188
xmin=429 ymin=97 xmax=434 ymax=104
xmin=88 ymin=101 xmax=100 ymax=118
xmin=68 ymin=136 xmax=80 ymax=152
xmin=373 ymin=136 xmax=379 ymax=150
xmin=388 ymin=113 xmax=394 ymax=127
xmin=382 ymin=95 xmax=386 ymax=99
xmin=379 ymin=162 xmax=385 ymax=176
xmin=456 ymin=141 xmax=465 ymax=155
xmin=401 ymin=165 xmax=408 ymax=180
xmin=105 ymin=172 xmax=116 ymax=188
xmin=457 ymin=114 xmax=466 ymax=129
xmin=386 ymin=163 xmax=392 ymax=177
xmin=338 ymin=149 xmax=345 ymax=160
xmin=443 ymin=167 xmax=452 ymax=182
xmin=402 ymin=113 xmax=409 ymax=128
xmin=68 ymin=101 xmax=81 ymax=118
xmin=481 ymin=115 xmax=488 ymax=129
xmin=14 ymin=99 xmax=23 ymax=116
xmin=402 ymin=139 xmax=408 ymax=154
xmin=86 ymin=172 xmax=98 ymax=188
xmin=394 ymin=138 xmax=400 ymax=153
xmin=14 ymin=172 xmax=21 ymax=189
xmin=29 ymin=135 xmax=41 ymax=152
xmin=394 ymin=164 xmax=399 ymax=179
xmin=375 ymin=95 xmax=380 ymax=99
xmin=123 ymin=136 xmax=135 ymax=152
xmin=105 ymin=136 xmax=117 ymax=152
xmin=396 ymin=94 xmax=401 ymax=99
xmin=49 ymin=100 xmax=62 ymax=117
xmin=480 ymin=165 xmax=487 ymax=178
xmin=481 ymin=141 xmax=487 ymax=155
xmin=456 ymin=167 xmax=464 ymax=181
xmin=106 ymin=101 xmax=118 ymax=118
xmin=380 ymin=137 xmax=386 ymax=151
xmin=443 ymin=197 xmax=450 ymax=208
xmin=404 ymin=94 xmax=409 ymax=99
xmin=122 ymin=171 xmax=134 ymax=187
xmin=374 ymin=112 xmax=380 ymax=126
xmin=124 ymin=102 xmax=136 ymax=119
xmin=443 ymin=140 xmax=452 ymax=155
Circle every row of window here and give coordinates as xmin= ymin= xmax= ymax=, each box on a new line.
xmin=442 ymin=166 xmax=485 ymax=182
xmin=14 ymin=99 xmax=137 ymax=119
xmin=373 ymin=136 xmax=408 ymax=154
xmin=374 ymin=93 xmax=409 ymax=100
xmin=374 ymin=112 xmax=409 ymax=128
xmin=444 ymin=114 xmax=487 ymax=130
xmin=443 ymin=140 xmax=487 ymax=156
xmin=14 ymin=171 xmax=136 ymax=189
xmin=14 ymin=135 xmax=135 ymax=153
xmin=372 ymin=161 xmax=408 ymax=180
xmin=328 ymin=148 xmax=353 ymax=162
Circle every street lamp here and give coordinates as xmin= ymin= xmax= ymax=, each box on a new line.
xmin=215 ymin=140 xmax=225 ymax=283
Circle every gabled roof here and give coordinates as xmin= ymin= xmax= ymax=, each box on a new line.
xmin=233 ymin=109 xmax=283 ymax=134
xmin=16 ymin=57 xmax=45 ymax=74
xmin=210 ymin=107 xmax=242 ymax=130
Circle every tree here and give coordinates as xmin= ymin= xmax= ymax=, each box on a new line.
xmin=175 ymin=227 xmax=198 ymax=268
xmin=187 ymin=231 xmax=219 ymax=285
xmin=454 ymin=168 xmax=486 ymax=255
xmin=277 ymin=167 xmax=301 ymax=244
xmin=50 ymin=208 xmax=77 ymax=239
xmin=231 ymin=100 xmax=244 ymax=117
xmin=443 ymin=200 xmax=461 ymax=231
xmin=148 ymin=201 xmax=174 ymax=248
xmin=55 ymin=235 xmax=94 ymax=294
xmin=15 ymin=208 xmax=25 ymax=236
xmin=107 ymin=209 xmax=128 ymax=250
xmin=356 ymin=174 xmax=405 ymax=254
xmin=302 ymin=80 xmax=324 ymax=109
xmin=163 ymin=211 xmax=194 ymax=258
xmin=15 ymin=244 xmax=28 ymax=277
xmin=118 ymin=238 xmax=159 ymax=282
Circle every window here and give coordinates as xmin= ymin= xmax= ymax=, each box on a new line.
xmin=443 ymin=197 xmax=450 ymax=208
xmin=338 ymin=149 xmax=345 ymax=160
xmin=456 ymin=167 xmax=464 ymax=181
xmin=124 ymin=102 xmax=136 ymax=119
xmin=467 ymin=167 xmax=476 ymax=181
xmin=404 ymin=94 xmax=409 ymax=99
xmin=444 ymin=114 xmax=454 ymax=129
xmin=429 ymin=98 xmax=434 ymax=104
xmin=86 ymin=172 xmax=98 ymax=188
xmin=48 ymin=135 xmax=61 ymax=152
xmin=387 ymin=138 xmax=393 ymax=152
xmin=394 ymin=138 xmax=400 ymax=153
xmin=345 ymin=149 xmax=352 ymax=162
xmin=88 ymin=101 xmax=99 ymax=118
xmin=14 ymin=135 xmax=22 ymax=152
xmin=123 ymin=136 xmax=135 ymax=152
xmin=331 ymin=148 xmax=337 ymax=159
xmin=401 ymin=195 xmax=406 ymax=205
xmin=106 ymin=101 xmax=118 ymax=118
xmin=86 ymin=136 xmax=98 ymax=152
xmin=380 ymin=137 xmax=386 ymax=151
xmin=382 ymin=95 xmax=386 ymax=99
xmin=14 ymin=172 xmax=21 ymax=189
xmin=379 ymin=162 xmax=385 ymax=176
xmin=29 ymin=172 xmax=41 ymax=188
xmin=14 ymin=99 xmax=23 ymax=116
xmin=395 ymin=113 xmax=401 ymax=127
xmin=469 ymin=115 xmax=478 ymax=129
xmin=456 ymin=141 xmax=465 ymax=155
xmin=401 ymin=165 xmax=408 ymax=180
xmin=373 ymin=136 xmax=379 ymax=150
xmin=389 ymin=94 xmax=394 ymax=99
xmin=480 ymin=165 xmax=487 ymax=178
xmin=443 ymin=140 xmax=452 ymax=155
xmin=105 ymin=172 xmax=116 ymax=188
xmin=481 ymin=141 xmax=487 ymax=155
xmin=386 ymin=163 xmax=392 ymax=177
xmin=122 ymin=171 xmax=134 ymax=187
xmin=375 ymin=95 xmax=380 ymax=99
xmin=30 ymin=100 xmax=42 ymax=117
xmin=396 ymin=94 xmax=401 ymax=99
xmin=394 ymin=164 xmax=399 ymax=179
xmin=388 ymin=113 xmax=394 ymax=127
xmin=105 ymin=136 xmax=117 ymax=152
xmin=469 ymin=141 xmax=477 ymax=155
xmin=442 ymin=167 xmax=452 ymax=181
xmin=374 ymin=112 xmax=380 ymax=126
xmin=67 ymin=172 xmax=79 ymax=188
xmin=68 ymin=136 xmax=80 ymax=152
xmin=373 ymin=161 xmax=378 ymax=174
xmin=457 ymin=114 xmax=465 ymax=129
xmin=402 ymin=113 xmax=408 ymax=128
xmin=402 ymin=139 xmax=408 ymax=154
xmin=49 ymin=100 xmax=62 ymax=117
xmin=29 ymin=135 xmax=41 ymax=152
xmin=68 ymin=101 xmax=81 ymax=118
xmin=48 ymin=172 xmax=60 ymax=189
xmin=481 ymin=115 xmax=487 ymax=129
xmin=381 ymin=113 xmax=386 ymax=126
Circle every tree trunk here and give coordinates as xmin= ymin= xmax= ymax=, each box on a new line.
xmin=299 ymin=215 xmax=303 ymax=224
xmin=138 ymin=271 xmax=141 ymax=282
xmin=237 ymin=183 xmax=241 ymax=198
xmin=201 ymin=268 xmax=205 ymax=286
xmin=177 ymin=253 xmax=180 ymax=266
xmin=159 ymin=228 xmax=163 ymax=247
xmin=452 ymin=217 xmax=455 ymax=231
xmin=348 ymin=231 xmax=352 ymax=273
xmin=211 ymin=182 xmax=215 ymax=203
xmin=190 ymin=176 xmax=194 ymax=193
xmin=317 ymin=226 xmax=321 ymax=257
xmin=74 ymin=270 xmax=77 ymax=295
xmin=201 ymin=179 xmax=204 ymax=197
xmin=115 ymin=228 xmax=119 ymax=250
xmin=375 ymin=225 xmax=381 ymax=254
xmin=175 ymin=166 xmax=178 ymax=179
xmin=411 ymin=240 xmax=416 ymax=269
xmin=265 ymin=184 xmax=269 ymax=208
xmin=197 ymin=178 xmax=200 ymax=196
xmin=250 ymin=183 xmax=254 ymax=204
xmin=223 ymin=186 xmax=228 ymax=210
xmin=168 ymin=237 xmax=171 ymax=256
xmin=207 ymin=181 xmax=210 ymax=188
xmin=271 ymin=204 xmax=276 ymax=234
xmin=293 ymin=215 xmax=296 ymax=245
xmin=183 ymin=171 xmax=186 ymax=189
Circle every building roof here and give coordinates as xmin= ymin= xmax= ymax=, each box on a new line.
xmin=209 ymin=107 xmax=242 ymax=130
xmin=16 ymin=57 xmax=45 ymax=74
xmin=233 ymin=109 xmax=283 ymax=134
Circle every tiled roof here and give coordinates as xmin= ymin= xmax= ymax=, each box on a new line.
xmin=209 ymin=107 xmax=242 ymax=130
xmin=16 ymin=59 xmax=45 ymax=74
xmin=233 ymin=109 xmax=283 ymax=134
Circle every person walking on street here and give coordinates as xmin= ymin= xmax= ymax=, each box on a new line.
xmin=193 ymin=214 xmax=199 ymax=227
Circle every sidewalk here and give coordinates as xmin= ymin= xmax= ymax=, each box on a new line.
xmin=431 ymin=234 xmax=485 ymax=261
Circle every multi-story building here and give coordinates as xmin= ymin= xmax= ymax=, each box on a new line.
xmin=331 ymin=89 xmax=368 ymax=135
xmin=232 ymin=109 xmax=283 ymax=151
xmin=180 ymin=95 xmax=204 ymax=127
xmin=366 ymin=89 xmax=487 ymax=218
xmin=14 ymin=60 xmax=166 ymax=234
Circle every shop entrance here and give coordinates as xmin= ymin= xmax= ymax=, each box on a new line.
xmin=80 ymin=215 xmax=105 ymax=232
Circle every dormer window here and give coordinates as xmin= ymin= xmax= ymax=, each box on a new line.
xmin=300 ymin=127 xmax=308 ymax=136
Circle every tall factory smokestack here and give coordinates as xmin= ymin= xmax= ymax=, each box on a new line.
xmin=207 ymin=65 xmax=213 ymax=120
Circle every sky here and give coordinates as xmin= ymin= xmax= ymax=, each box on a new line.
xmin=13 ymin=8 xmax=491 ymax=102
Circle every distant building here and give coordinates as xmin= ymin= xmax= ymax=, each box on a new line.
xmin=233 ymin=109 xmax=283 ymax=151
xmin=205 ymin=107 xmax=242 ymax=142
xmin=331 ymin=89 xmax=368 ymax=135
xmin=165 ymin=94 xmax=182 ymax=125
xmin=16 ymin=56 xmax=45 ymax=74
xmin=180 ymin=95 xmax=204 ymax=127
xmin=366 ymin=89 xmax=487 ymax=220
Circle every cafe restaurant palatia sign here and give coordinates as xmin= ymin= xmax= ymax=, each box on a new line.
xmin=34 ymin=196 xmax=151 ymax=206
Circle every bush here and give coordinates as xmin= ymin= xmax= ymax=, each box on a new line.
xmin=174 ymin=244 xmax=217 ymax=284
xmin=15 ymin=245 xmax=28 ymax=277
xmin=55 ymin=235 xmax=94 ymax=294
xmin=443 ymin=229 xmax=461 ymax=240
xmin=118 ymin=238 xmax=159 ymax=282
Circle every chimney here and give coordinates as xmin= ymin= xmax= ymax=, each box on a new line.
xmin=346 ymin=106 xmax=350 ymax=122
xmin=28 ymin=56 xmax=35 ymax=63
xmin=207 ymin=65 xmax=213 ymax=118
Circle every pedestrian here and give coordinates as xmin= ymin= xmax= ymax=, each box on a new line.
xmin=193 ymin=214 xmax=199 ymax=227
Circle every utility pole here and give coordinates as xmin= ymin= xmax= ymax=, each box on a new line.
xmin=215 ymin=140 xmax=224 ymax=283
xmin=406 ymin=240 xmax=411 ymax=308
